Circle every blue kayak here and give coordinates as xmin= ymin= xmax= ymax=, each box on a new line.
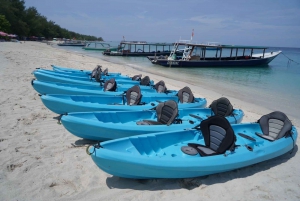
xmin=35 ymin=68 xmax=131 ymax=80
xmin=61 ymin=98 xmax=243 ymax=141
xmin=31 ymin=79 xmax=176 ymax=95
xmin=33 ymin=70 xmax=153 ymax=86
xmin=40 ymin=85 xmax=207 ymax=114
xmin=87 ymin=111 xmax=297 ymax=179
xmin=51 ymin=65 xmax=121 ymax=76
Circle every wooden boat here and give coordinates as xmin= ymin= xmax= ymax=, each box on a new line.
xmin=147 ymin=40 xmax=281 ymax=67
xmin=102 ymin=41 xmax=183 ymax=57
xmin=61 ymin=98 xmax=243 ymax=141
xmin=82 ymin=42 xmax=119 ymax=51
xmin=87 ymin=111 xmax=297 ymax=179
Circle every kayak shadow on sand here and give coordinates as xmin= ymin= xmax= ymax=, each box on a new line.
xmin=71 ymin=139 xmax=99 ymax=148
xmin=105 ymin=145 xmax=298 ymax=190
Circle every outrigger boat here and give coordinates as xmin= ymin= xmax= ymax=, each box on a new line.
xmin=103 ymin=41 xmax=183 ymax=57
xmin=57 ymin=40 xmax=86 ymax=47
xmin=148 ymin=40 xmax=281 ymax=68
xmin=82 ymin=42 xmax=119 ymax=51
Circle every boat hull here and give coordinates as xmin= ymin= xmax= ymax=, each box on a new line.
xmin=89 ymin=124 xmax=297 ymax=179
xmin=61 ymin=109 xmax=243 ymax=141
xmin=149 ymin=51 xmax=281 ymax=68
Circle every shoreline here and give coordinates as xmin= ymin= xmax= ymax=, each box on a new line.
xmin=0 ymin=41 xmax=299 ymax=200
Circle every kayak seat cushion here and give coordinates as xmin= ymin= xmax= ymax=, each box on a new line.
xmin=104 ymin=78 xmax=117 ymax=91
xmin=209 ymin=97 xmax=233 ymax=117
xmin=136 ymin=100 xmax=178 ymax=126
xmin=132 ymin=74 xmax=142 ymax=81
xmin=257 ymin=111 xmax=292 ymax=141
xmin=126 ymin=85 xmax=142 ymax=105
xmin=140 ymin=76 xmax=151 ymax=86
xmin=154 ymin=80 xmax=167 ymax=93
xmin=177 ymin=86 xmax=194 ymax=103
xmin=102 ymin=68 xmax=108 ymax=76
xmin=187 ymin=116 xmax=235 ymax=156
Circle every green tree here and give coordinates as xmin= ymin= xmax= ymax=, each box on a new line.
xmin=0 ymin=14 xmax=11 ymax=32
xmin=0 ymin=0 xmax=103 ymax=40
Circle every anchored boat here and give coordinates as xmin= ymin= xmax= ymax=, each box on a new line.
xmin=103 ymin=41 xmax=183 ymax=57
xmin=82 ymin=42 xmax=119 ymax=51
xmin=148 ymin=40 xmax=281 ymax=67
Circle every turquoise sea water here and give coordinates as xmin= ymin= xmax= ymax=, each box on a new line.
xmin=56 ymin=44 xmax=300 ymax=121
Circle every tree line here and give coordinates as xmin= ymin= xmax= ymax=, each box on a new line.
xmin=0 ymin=0 xmax=103 ymax=41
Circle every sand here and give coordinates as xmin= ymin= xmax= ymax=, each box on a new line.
xmin=0 ymin=41 xmax=299 ymax=200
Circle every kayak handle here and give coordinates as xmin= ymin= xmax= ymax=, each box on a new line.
xmin=86 ymin=145 xmax=95 ymax=155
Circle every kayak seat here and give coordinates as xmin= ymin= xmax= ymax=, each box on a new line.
xmin=136 ymin=100 xmax=178 ymax=126
xmin=102 ymin=68 xmax=108 ymax=76
xmin=154 ymin=80 xmax=167 ymax=93
xmin=177 ymin=86 xmax=194 ymax=103
xmin=126 ymin=85 xmax=142 ymax=105
xmin=209 ymin=97 xmax=233 ymax=117
xmin=132 ymin=74 xmax=142 ymax=81
xmin=103 ymin=78 xmax=117 ymax=91
xmin=256 ymin=111 xmax=292 ymax=141
xmin=95 ymin=68 xmax=102 ymax=82
xmin=185 ymin=116 xmax=235 ymax=156
xmin=91 ymin=65 xmax=101 ymax=78
xmin=140 ymin=76 xmax=151 ymax=86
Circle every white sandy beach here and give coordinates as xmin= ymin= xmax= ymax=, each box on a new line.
xmin=0 ymin=41 xmax=299 ymax=200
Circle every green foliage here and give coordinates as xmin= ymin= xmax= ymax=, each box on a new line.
xmin=0 ymin=0 xmax=103 ymax=40
xmin=0 ymin=14 xmax=11 ymax=32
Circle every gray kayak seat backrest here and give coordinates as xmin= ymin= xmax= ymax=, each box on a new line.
xmin=132 ymin=74 xmax=142 ymax=81
xmin=154 ymin=80 xmax=167 ymax=93
xmin=140 ymin=76 xmax=150 ymax=86
xmin=177 ymin=86 xmax=194 ymax=103
xmin=91 ymin=66 xmax=101 ymax=78
xmin=126 ymin=85 xmax=142 ymax=105
xmin=94 ymin=68 xmax=102 ymax=82
xmin=257 ymin=111 xmax=292 ymax=141
xmin=102 ymin=68 xmax=108 ymax=76
xmin=185 ymin=116 xmax=235 ymax=156
xmin=136 ymin=100 xmax=178 ymax=126
xmin=209 ymin=97 xmax=233 ymax=117
xmin=103 ymin=78 xmax=117 ymax=91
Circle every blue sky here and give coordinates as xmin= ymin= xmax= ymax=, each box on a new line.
xmin=24 ymin=0 xmax=300 ymax=47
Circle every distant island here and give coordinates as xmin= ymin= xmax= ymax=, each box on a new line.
xmin=0 ymin=0 xmax=103 ymax=41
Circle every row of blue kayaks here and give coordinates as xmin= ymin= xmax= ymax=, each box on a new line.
xmin=32 ymin=65 xmax=298 ymax=179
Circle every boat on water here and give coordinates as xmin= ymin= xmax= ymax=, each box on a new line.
xmin=61 ymin=97 xmax=243 ymax=141
xmin=148 ymin=39 xmax=281 ymax=68
xmin=201 ymin=42 xmax=221 ymax=50
xmin=82 ymin=42 xmax=119 ymax=51
xmin=102 ymin=41 xmax=183 ymax=57
xmin=57 ymin=40 xmax=86 ymax=47
xmin=87 ymin=111 xmax=297 ymax=179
